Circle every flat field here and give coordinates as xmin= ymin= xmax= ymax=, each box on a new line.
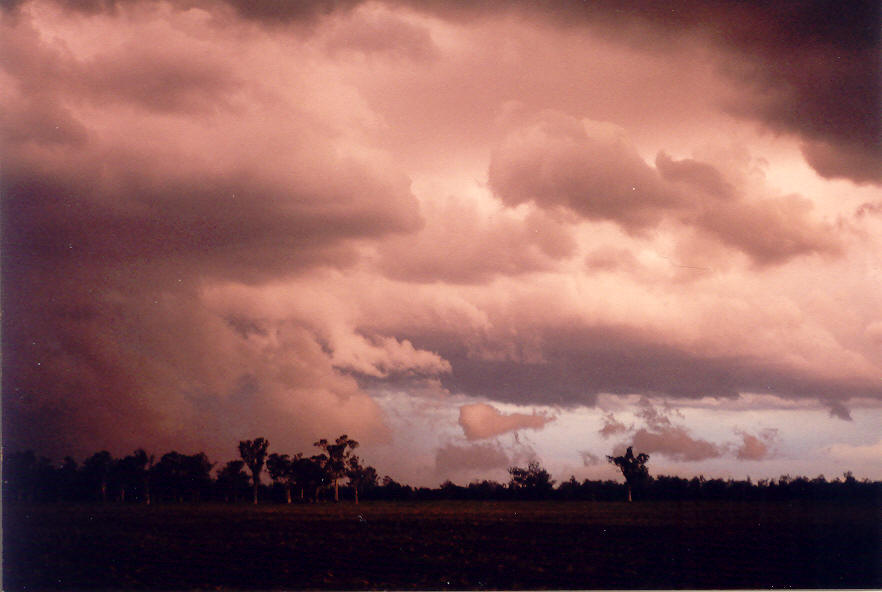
xmin=4 ymin=500 xmax=880 ymax=589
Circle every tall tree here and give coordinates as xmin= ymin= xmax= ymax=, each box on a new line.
xmin=346 ymin=455 xmax=378 ymax=504
xmin=607 ymin=446 xmax=650 ymax=502
xmin=267 ymin=453 xmax=299 ymax=504
xmin=314 ymin=434 xmax=358 ymax=502
xmin=239 ymin=438 xmax=269 ymax=505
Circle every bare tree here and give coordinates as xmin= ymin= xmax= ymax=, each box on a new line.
xmin=239 ymin=438 xmax=269 ymax=505
xmin=314 ymin=434 xmax=359 ymax=502
xmin=607 ymin=446 xmax=650 ymax=502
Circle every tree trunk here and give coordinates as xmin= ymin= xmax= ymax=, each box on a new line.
xmin=354 ymin=486 xmax=359 ymax=505
xmin=100 ymin=480 xmax=107 ymax=502
xmin=253 ymin=482 xmax=258 ymax=505
xmin=285 ymin=485 xmax=292 ymax=504
xmin=333 ymin=478 xmax=339 ymax=502
xmin=626 ymin=484 xmax=632 ymax=503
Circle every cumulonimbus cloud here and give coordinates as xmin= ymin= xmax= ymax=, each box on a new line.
xmin=2 ymin=0 xmax=880 ymax=482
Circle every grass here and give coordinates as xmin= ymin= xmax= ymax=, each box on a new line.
xmin=4 ymin=499 xmax=880 ymax=589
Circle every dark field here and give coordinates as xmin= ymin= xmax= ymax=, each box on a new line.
xmin=4 ymin=500 xmax=880 ymax=590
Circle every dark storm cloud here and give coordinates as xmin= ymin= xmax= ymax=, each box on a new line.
xmin=0 ymin=3 xmax=419 ymax=459
xmin=0 ymin=6 xmax=420 ymax=279
xmin=400 ymin=324 xmax=882 ymax=411
xmin=424 ymin=0 xmax=882 ymax=184
xmin=222 ymin=0 xmax=362 ymax=23
xmin=7 ymin=0 xmax=877 ymax=183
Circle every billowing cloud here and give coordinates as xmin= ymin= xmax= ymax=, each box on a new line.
xmin=489 ymin=112 xmax=680 ymax=231
xmin=2 ymin=0 xmax=880 ymax=485
xmin=458 ymin=403 xmax=554 ymax=440
xmin=378 ymin=198 xmax=576 ymax=284
xmin=489 ymin=112 xmax=840 ymax=265
xmin=1 ymin=0 xmax=421 ymax=460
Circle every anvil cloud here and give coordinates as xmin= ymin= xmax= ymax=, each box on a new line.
xmin=2 ymin=0 xmax=881 ymax=484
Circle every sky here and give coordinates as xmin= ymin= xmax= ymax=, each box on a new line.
xmin=2 ymin=0 xmax=881 ymax=486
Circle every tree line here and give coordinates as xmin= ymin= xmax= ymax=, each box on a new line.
xmin=3 ymin=440 xmax=879 ymax=504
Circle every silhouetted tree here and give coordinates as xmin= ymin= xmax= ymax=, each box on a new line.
xmin=2 ymin=450 xmax=54 ymax=501
xmin=557 ymin=475 xmax=582 ymax=500
xmin=216 ymin=460 xmax=250 ymax=502
xmin=57 ymin=456 xmax=80 ymax=501
xmin=314 ymin=434 xmax=358 ymax=502
xmin=239 ymin=438 xmax=269 ymax=504
xmin=152 ymin=451 xmax=213 ymax=502
xmin=293 ymin=455 xmax=326 ymax=502
xmin=607 ymin=446 xmax=650 ymax=502
xmin=378 ymin=475 xmax=412 ymax=500
xmin=267 ymin=452 xmax=299 ymax=504
xmin=508 ymin=461 xmax=555 ymax=499
xmin=346 ymin=455 xmax=378 ymax=504
xmin=83 ymin=451 xmax=114 ymax=502
xmin=113 ymin=449 xmax=152 ymax=503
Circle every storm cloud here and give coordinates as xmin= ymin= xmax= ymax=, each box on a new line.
xmin=2 ymin=0 xmax=881 ymax=483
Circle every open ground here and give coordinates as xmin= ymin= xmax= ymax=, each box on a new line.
xmin=4 ymin=499 xmax=879 ymax=589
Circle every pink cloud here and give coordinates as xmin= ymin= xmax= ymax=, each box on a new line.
xmin=458 ymin=403 xmax=554 ymax=440
xmin=630 ymin=427 xmax=721 ymax=462
xmin=488 ymin=112 xmax=680 ymax=231
xmin=735 ymin=429 xmax=778 ymax=461
xmin=2 ymin=0 xmax=880 ymax=484
xmin=598 ymin=412 xmax=628 ymax=438
xmin=378 ymin=197 xmax=576 ymax=284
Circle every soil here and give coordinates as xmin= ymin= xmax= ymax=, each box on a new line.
xmin=4 ymin=500 xmax=879 ymax=589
